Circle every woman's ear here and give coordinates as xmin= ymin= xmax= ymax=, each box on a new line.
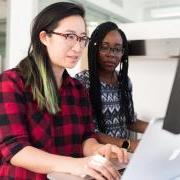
xmin=39 ymin=31 xmax=48 ymax=46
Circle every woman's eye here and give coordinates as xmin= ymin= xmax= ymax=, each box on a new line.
xmin=101 ymin=46 xmax=108 ymax=50
xmin=67 ymin=34 xmax=75 ymax=40
xmin=81 ymin=37 xmax=88 ymax=42
xmin=115 ymin=48 xmax=120 ymax=52
xmin=115 ymin=48 xmax=123 ymax=52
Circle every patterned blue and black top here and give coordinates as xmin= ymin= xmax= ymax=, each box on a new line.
xmin=75 ymin=70 xmax=136 ymax=139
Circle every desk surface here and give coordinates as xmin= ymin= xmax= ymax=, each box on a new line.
xmin=47 ymin=172 xmax=88 ymax=180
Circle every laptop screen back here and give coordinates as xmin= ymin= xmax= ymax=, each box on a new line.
xmin=163 ymin=59 xmax=180 ymax=134
xmin=122 ymin=119 xmax=180 ymax=180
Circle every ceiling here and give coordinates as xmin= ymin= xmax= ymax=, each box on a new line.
xmin=0 ymin=0 xmax=180 ymax=22
xmin=1 ymin=0 xmax=180 ymax=23
xmin=137 ymin=0 xmax=180 ymax=21
xmin=0 ymin=0 xmax=180 ymax=35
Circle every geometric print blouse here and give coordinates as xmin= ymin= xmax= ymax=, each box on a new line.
xmin=75 ymin=70 xmax=136 ymax=139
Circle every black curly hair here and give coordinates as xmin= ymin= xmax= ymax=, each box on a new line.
xmin=88 ymin=21 xmax=134 ymax=133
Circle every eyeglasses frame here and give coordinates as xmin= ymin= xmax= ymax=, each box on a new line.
xmin=47 ymin=31 xmax=90 ymax=48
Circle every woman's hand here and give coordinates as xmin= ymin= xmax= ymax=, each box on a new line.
xmin=69 ymin=144 xmax=128 ymax=180
xmin=96 ymin=144 xmax=129 ymax=165
xmin=70 ymin=155 xmax=121 ymax=180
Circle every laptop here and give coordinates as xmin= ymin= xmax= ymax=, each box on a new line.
xmin=163 ymin=58 xmax=180 ymax=134
xmin=122 ymin=59 xmax=180 ymax=180
xmin=122 ymin=118 xmax=180 ymax=180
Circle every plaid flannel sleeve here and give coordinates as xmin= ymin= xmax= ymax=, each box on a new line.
xmin=0 ymin=72 xmax=30 ymax=163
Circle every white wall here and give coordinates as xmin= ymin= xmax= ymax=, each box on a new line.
xmin=129 ymin=58 xmax=178 ymax=121
xmin=117 ymin=20 xmax=180 ymax=121
xmin=119 ymin=19 xmax=180 ymax=40
xmin=5 ymin=0 xmax=38 ymax=69
xmin=145 ymin=38 xmax=180 ymax=58
xmin=129 ymin=38 xmax=180 ymax=121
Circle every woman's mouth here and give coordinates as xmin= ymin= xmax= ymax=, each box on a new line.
xmin=67 ymin=56 xmax=79 ymax=62
xmin=104 ymin=61 xmax=116 ymax=67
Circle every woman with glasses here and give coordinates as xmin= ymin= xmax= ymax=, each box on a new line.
xmin=0 ymin=3 xmax=128 ymax=180
xmin=75 ymin=21 xmax=148 ymax=153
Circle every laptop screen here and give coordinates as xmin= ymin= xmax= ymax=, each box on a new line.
xmin=163 ymin=59 xmax=180 ymax=134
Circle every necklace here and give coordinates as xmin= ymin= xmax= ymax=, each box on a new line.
xmin=100 ymin=72 xmax=118 ymax=85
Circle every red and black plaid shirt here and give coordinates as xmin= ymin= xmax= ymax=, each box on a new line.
xmin=0 ymin=68 xmax=95 ymax=180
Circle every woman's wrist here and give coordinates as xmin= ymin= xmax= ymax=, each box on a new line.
xmin=52 ymin=156 xmax=76 ymax=174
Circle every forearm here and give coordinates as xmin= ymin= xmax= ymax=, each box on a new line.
xmin=10 ymin=146 xmax=75 ymax=174
xmin=95 ymin=133 xmax=124 ymax=147
xmin=129 ymin=119 xmax=148 ymax=133
xmin=95 ymin=133 xmax=139 ymax=153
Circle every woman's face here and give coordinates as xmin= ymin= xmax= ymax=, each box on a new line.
xmin=98 ymin=30 xmax=124 ymax=73
xmin=40 ymin=15 xmax=87 ymax=71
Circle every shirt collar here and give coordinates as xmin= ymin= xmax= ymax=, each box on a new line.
xmin=62 ymin=70 xmax=76 ymax=87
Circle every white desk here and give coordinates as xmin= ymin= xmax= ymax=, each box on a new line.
xmin=47 ymin=172 xmax=90 ymax=180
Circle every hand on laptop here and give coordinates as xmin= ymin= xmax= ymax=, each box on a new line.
xmin=96 ymin=144 xmax=129 ymax=164
xmin=70 ymin=144 xmax=129 ymax=180
xmin=111 ymin=152 xmax=132 ymax=170
xmin=71 ymin=154 xmax=120 ymax=180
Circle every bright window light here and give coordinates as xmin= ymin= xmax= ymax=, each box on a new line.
xmin=151 ymin=6 xmax=180 ymax=18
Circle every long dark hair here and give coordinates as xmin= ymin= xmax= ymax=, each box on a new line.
xmin=17 ymin=2 xmax=85 ymax=114
xmin=88 ymin=21 xmax=134 ymax=133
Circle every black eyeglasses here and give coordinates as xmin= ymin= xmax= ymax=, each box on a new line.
xmin=99 ymin=45 xmax=124 ymax=55
xmin=47 ymin=31 xmax=90 ymax=48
